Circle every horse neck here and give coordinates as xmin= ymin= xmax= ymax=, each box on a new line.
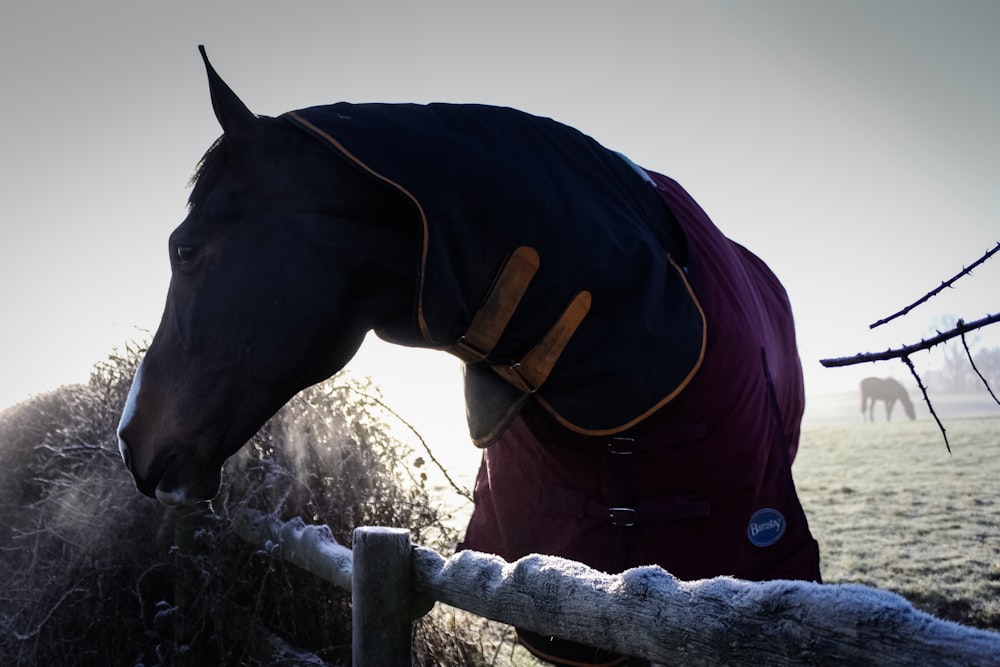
xmin=347 ymin=209 xmax=422 ymax=343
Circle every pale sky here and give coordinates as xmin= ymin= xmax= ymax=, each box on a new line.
xmin=2 ymin=2 xmax=998 ymax=448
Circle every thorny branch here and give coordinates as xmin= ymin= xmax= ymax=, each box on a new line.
xmin=901 ymin=355 xmax=950 ymax=454
xmin=820 ymin=241 xmax=1000 ymax=451
xmin=961 ymin=329 xmax=1000 ymax=407
xmin=868 ymin=241 xmax=1000 ymax=329
xmin=820 ymin=312 xmax=1000 ymax=368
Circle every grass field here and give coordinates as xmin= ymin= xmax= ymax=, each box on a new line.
xmin=794 ymin=407 xmax=1000 ymax=629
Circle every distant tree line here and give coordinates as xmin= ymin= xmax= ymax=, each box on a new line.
xmin=927 ymin=343 xmax=1000 ymax=394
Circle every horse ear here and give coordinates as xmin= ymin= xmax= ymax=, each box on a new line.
xmin=198 ymin=45 xmax=256 ymax=144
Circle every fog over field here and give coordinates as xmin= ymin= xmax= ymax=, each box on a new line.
xmin=3 ymin=1 xmax=1000 ymax=413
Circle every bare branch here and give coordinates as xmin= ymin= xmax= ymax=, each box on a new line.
xmin=12 ymin=586 xmax=88 ymax=641
xmin=901 ymin=356 xmax=950 ymax=454
xmin=820 ymin=312 xmax=1000 ymax=368
xmin=960 ymin=328 xmax=1000 ymax=406
xmin=351 ymin=387 xmax=474 ymax=503
xmin=869 ymin=241 xmax=1000 ymax=329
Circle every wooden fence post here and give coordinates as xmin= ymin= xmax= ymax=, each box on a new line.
xmin=352 ymin=527 xmax=413 ymax=667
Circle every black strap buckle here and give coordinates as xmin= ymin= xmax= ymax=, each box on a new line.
xmin=609 ymin=507 xmax=637 ymax=527
xmin=607 ymin=436 xmax=635 ymax=455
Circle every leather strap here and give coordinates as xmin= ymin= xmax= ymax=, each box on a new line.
xmin=450 ymin=246 xmax=539 ymax=364
xmin=492 ymin=290 xmax=591 ymax=393
xmin=451 ymin=245 xmax=591 ymax=395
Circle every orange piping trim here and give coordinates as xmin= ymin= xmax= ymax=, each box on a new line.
xmin=536 ymin=255 xmax=707 ymax=436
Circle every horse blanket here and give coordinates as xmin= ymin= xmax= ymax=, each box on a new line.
xmin=460 ymin=170 xmax=820 ymax=665
xmin=462 ymin=170 xmax=818 ymax=578
xmin=285 ymin=104 xmax=820 ymax=665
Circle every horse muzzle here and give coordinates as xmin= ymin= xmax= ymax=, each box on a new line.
xmin=117 ymin=358 xmax=233 ymax=505
xmin=119 ymin=430 xmax=222 ymax=506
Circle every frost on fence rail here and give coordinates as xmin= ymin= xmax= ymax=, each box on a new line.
xmin=238 ymin=514 xmax=1000 ymax=667
xmin=233 ymin=509 xmax=353 ymax=591
xmin=412 ymin=546 xmax=1000 ymax=667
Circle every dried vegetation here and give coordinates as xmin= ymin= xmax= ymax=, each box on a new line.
xmin=0 ymin=343 xmax=505 ymax=666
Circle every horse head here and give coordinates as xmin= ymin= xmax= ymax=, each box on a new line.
xmin=117 ymin=48 xmax=416 ymax=504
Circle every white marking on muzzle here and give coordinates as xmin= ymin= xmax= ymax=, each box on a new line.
xmin=117 ymin=361 xmax=143 ymax=466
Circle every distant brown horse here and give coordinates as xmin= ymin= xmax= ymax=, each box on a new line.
xmin=860 ymin=377 xmax=916 ymax=422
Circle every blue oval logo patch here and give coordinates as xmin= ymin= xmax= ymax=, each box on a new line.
xmin=747 ymin=508 xmax=786 ymax=547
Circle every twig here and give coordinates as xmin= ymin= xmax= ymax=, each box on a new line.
xmin=12 ymin=586 xmax=88 ymax=641
xmin=960 ymin=327 xmax=1000 ymax=406
xmin=901 ymin=356 xmax=950 ymax=454
xmin=820 ymin=312 xmax=1000 ymax=368
xmin=869 ymin=241 xmax=1000 ymax=329
xmin=353 ymin=389 xmax=474 ymax=503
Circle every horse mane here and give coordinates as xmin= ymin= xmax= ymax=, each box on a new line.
xmin=187 ymin=137 xmax=227 ymax=210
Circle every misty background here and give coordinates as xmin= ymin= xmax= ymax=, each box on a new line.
xmin=2 ymin=2 xmax=998 ymax=445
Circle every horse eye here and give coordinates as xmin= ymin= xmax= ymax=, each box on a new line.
xmin=174 ymin=245 xmax=196 ymax=264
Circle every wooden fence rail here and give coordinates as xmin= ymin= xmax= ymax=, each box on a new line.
xmin=234 ymin=510 xmax=1000 ymax=667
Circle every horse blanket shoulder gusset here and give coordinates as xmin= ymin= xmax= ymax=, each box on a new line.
xmin=283 ymin=103 xmax=705 ymax=445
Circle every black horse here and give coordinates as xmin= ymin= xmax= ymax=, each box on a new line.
xmin=860 ymin=377 xmax=916 ymax=422
xmin=118 ymin=48 xmax=820 ymax=664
